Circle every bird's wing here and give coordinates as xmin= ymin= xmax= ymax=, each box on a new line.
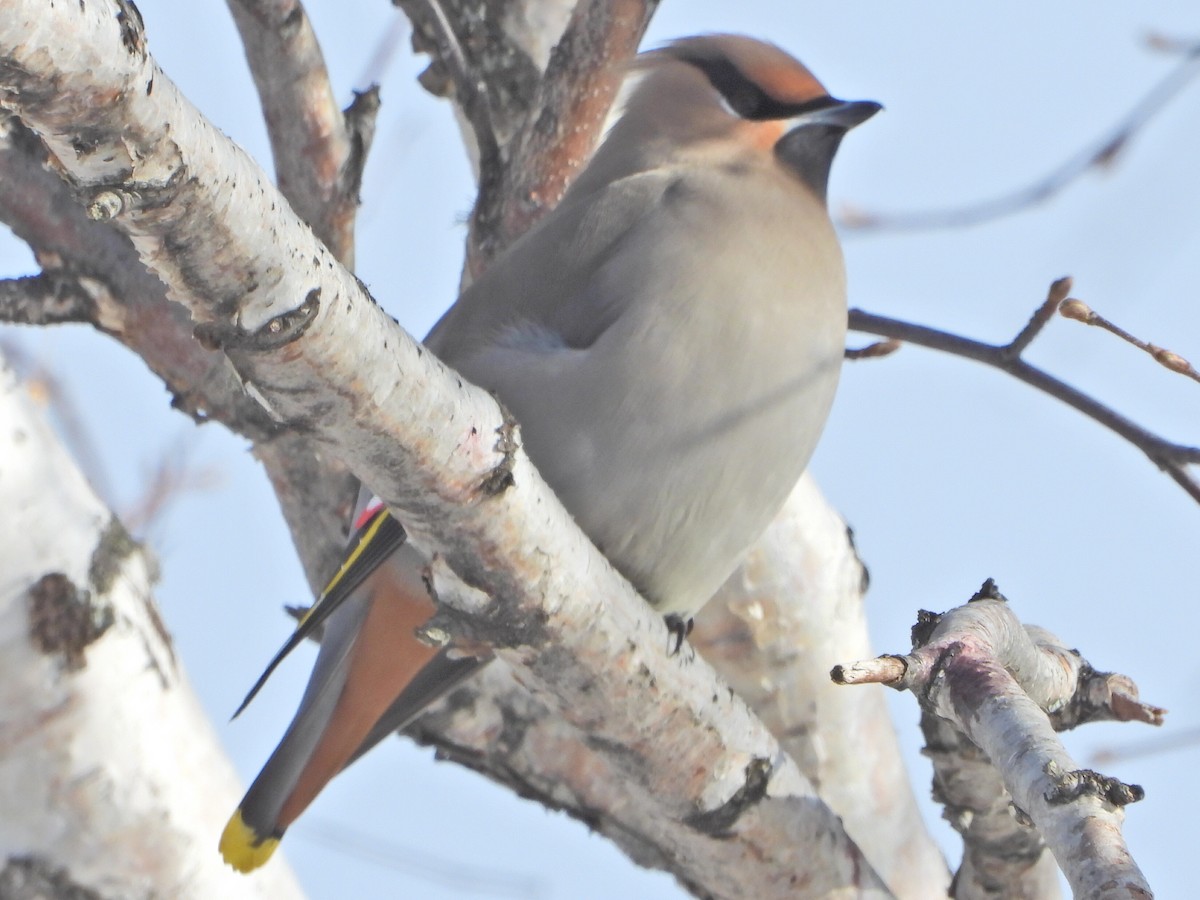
xmin=425 ymin=168 xmax=677 ymax=362
xmin=232 ymin=504 xmax=407 ymax=719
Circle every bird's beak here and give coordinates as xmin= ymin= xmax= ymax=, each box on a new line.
xmin=773 ymin=98 xmax=882 ymax=198
xmin=794 ymin=98 xmax=883 ymax=132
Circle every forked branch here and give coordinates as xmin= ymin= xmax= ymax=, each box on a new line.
xmin=833 ymin=579 xmax=1162 ymax=898
xmin=848 ymin=277 xmax=1200 ymax=505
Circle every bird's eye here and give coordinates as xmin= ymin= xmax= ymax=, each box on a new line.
xmin=673 ymin=54 xmax=828 ymax=121
xmin=681 ymin=55 xmax=773 ymax=118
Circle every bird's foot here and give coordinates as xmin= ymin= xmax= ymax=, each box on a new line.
xmin=664 ymin=614 xmax=694 ymax=656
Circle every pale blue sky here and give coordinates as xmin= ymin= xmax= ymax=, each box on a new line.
xmin=2 ymin=3 xmax=1198 ymax=897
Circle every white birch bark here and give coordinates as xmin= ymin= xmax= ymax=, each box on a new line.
xmin=0 ymin=360 xmax=305 ymax=899
xmin=695 ymin=477 xmax=950 ymax=896
xmin=835 ymin=594 xmax=1157 ymax=898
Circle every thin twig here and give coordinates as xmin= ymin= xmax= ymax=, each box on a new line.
xmin=844 ymin=339 xmax=901 ymax=361
xmin=123 ymin=435 xmax=224 ymax=535
xmin=847 ymin=304 xmax=1200 ymax=505
xmin=296 ymin=818 xmax=546 ymax=898
xmin=1092 ymin=724 xmax=1200 ymax=765
xmin=830 ymin=656 xmax=906 ymax=686
xmin=841 ymin=40 xmax=1200 ymax=232
xmin=1004 ymin=276 xmax=1072 ymax=358
xmin=355 ymin=9 xmax=408 ymax=91
xmin=1060 ymin=298 xmax=1200 ymax=384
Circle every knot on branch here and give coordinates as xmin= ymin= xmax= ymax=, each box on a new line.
xmin=0 ymin=855 xmax=104 ymax=900
xmin=910 ymin=607 xmax=942 ymax=647
xmin=1051 ymin=662 xmax=1168 ymax=729
xmin=86 ymin=189 xmax=138 ymax=221
xmin=193 ymin=288 xmax=320 ymax=352
xmin=84 ymin=170 xmax=185 ymax=221
xmin=683 ymin=757 xmax=773 ymax=837
xmin=27 ymin=572 xmax=113 ymax=671
xmin=88 ymin=516 xmax=141 ymax=594
xmin=114 ymin=0 xmax=147 ymax=57
xmin=967 ymin=577 xmax=1007 ymax=604
xmin=477 ymin=414 xmax=520 ymax=496
xmin=1043 ymin=764 xmax=1144 ymax=808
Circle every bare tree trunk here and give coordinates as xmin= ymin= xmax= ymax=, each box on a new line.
xmin=0 ymin=359 xmax=306 ymax=900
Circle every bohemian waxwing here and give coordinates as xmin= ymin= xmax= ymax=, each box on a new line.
xmin=221 ymin=33 xmax=879 ymax=872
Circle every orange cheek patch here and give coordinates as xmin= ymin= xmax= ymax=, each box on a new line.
xmin=742 ymin=120 xmax=787 ymax=152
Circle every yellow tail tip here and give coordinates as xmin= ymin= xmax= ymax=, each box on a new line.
xmin=219 ymin=809 xmax=280 ymax=873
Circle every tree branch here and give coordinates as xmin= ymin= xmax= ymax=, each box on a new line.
xmin=848 ymin=280 xmax=1200 ymax=505
xmin=398 ymin=0 xmax=544 ymax=165
xmin=691 ymin=477 xmax=949 ymax=897
xmin=840 ymin=37 xmax=1200 ymax=232
xmin=466 ymin=0 xmax=659 ymax=272
xmin=399 ymin=0 xmax=658 ymax=271
xmin=0 ymin=118 xmax=278 ymax=438
xmin=833 ymin=580 xmax=1159 ymax=898
xmin=0 ymin=114 xmax=355 ymax=594
xmin=227 ymin=0 xmax=387 ymax=580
